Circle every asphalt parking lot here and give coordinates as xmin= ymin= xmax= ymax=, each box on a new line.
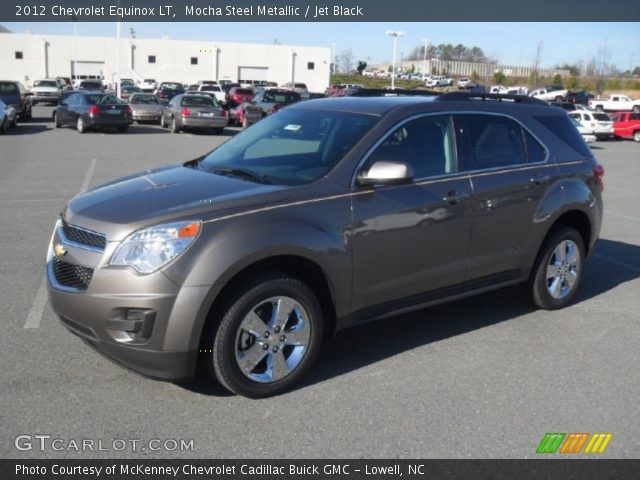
xmin=1 ymin=106 xmax=638 ymax=459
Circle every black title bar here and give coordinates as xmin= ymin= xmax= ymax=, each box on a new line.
xmin=5 ymin=0 xmax=640 ymax=22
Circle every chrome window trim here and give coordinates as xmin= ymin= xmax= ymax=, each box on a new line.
xmin=350 ymin=110 xmax=551 ymax=188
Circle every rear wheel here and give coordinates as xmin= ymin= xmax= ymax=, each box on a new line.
xmin=76 ymin=116 xmax=86 ymax=133
xmin=529 ymin=226 xmax=585 ymax=310
xmin=11 ymin=116 xmax=17 ymax=128
xmin=634 ymin=131 xmax=640 ymax=142
xmin=0 ymin=118 xmax=7 ymax=134
xmin=207 ymin=273 xmax=324 ymax=398
xmin=171 ymin=117 xmax=180 ymax=133
xmin=160 ymin=114 xmax=168 ymax=128
xmin=633 ymin=106 xmax=640 ymax=113
xmin=54 ymin=112 xmax=61 ymax=128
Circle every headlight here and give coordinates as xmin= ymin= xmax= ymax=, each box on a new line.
xmin=110 ymin=221 xmax=201 ymax=274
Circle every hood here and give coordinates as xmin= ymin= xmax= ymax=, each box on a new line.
xmin=65 ymin=164 xmax=290 ymax=241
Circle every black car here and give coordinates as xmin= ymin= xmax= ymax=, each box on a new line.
xmin=0 ymin=80 xmax=32 ymax=121
xmin=565 ymin=90 xmax=594 ymax=105
xmin=53 ymin=91 xmax=133 ymax=133
xmin=48 ymin=91 xmax=604 ymax=398
xmin=77 ymin=80 xmax=104 ymax=91
xmin=154 ymin=82 xmax=186 ymax=103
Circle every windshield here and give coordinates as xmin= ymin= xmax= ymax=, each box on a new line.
xmin=196 ymin=109 xmax=378 ymax=185
xmin=34 ymin=80 xmax=58 ymax=88
xmin=131 ymin=94 xmax=159 ymax=104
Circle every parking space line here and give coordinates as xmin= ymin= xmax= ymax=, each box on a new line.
xmin=23 ymin=158 xmax=98 ymax=329
xmin=593 ymin=254 xmax=640 ymax=274
xmin=604 ymin=210 xmax=640 ymax=222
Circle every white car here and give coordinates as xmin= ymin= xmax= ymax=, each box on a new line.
xmin=426 ymin=76 xmax=451 ymax=88
xmin=457 ymin=78 xmax=472 ymax=88
xmin=489 ymin=85 xmax=509 ymax=94
xmin=30 ymin=79 xmax=62 ymax=105
xmin=0 ymin=99 xmax=17 ymax=133
xmin=197 ymin=84 xmax=226 ymax=104
xmin=139 ymin=79 xmax=157 ymax=92
xmin=568 ymin=111 xmax=614 ymax=140
xmin=570 ymin=117 xmax=595 ymax=143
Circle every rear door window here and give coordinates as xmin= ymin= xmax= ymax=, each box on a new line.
xmin=457 ymin=114 xmax=527 ymax=170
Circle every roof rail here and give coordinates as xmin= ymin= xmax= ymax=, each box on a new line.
xmin=437 ymin=91 xmax=547 ymax=105
xmin=346 ymin=88 xmax=439 ymax=98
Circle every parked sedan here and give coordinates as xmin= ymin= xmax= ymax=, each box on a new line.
xmin=53 ymin=92 xmax=133 ymax=133
xmin=129 ymin=93 xmax=164 ymax=124
xmin=228 ymin=102 xmax=263 ymax=129
xmin=0 ymin=99 xmax=17 ymax=133
xmin=161 ymin=94 xmax=228 ymax=134
xmin=226 ymin=87 xmax=254 ymax=108
xmin=119 ymin=85 xmax=142 ymax=101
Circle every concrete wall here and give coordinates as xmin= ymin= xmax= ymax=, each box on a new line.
xmin=0 ymin=31 xmax=331 ymax=92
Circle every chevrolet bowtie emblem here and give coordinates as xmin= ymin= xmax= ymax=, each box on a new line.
xmin=54 ymin=244 xmax=67 ymax=257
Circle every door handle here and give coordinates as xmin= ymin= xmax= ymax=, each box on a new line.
xmin=443 ymin=190 xmax=469 ymax=204
xmin=530 ymin=173 xmax=550 ymax=185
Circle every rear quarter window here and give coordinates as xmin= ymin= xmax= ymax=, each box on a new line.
xmin=534 ymin=114 xmax=592 ymax=157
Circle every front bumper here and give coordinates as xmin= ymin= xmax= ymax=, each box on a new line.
xmin=46 ymin=221 xmax=211 ymax=380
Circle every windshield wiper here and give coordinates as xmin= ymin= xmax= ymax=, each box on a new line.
xmin=212 ymin=167 xmax=270 ymax=184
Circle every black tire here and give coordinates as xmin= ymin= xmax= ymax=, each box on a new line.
xmin=528 ymin=226 xmax=586 ymax=310
xmin=634 ymin=131 xmax=640 ymax=143
xmin=242 ymin=117 xmax=248 ymax=129
xmin=54 ymin=112 xmax=61 ymax=128
xmin=171 ymin=117 xmax=180 ymax=133
xmin=76 ymin=116 xmax=86 ymax=133
xmin=633 ymin=106 xmax=640 ymax=113
xmin=10 ymin=115 xmax=17 ymax=128
xmin=25 ymin=106 xmax=32 ymax=120
xmin=207 ymin=272 xmax=324 ymax=398
xmin=595 ymin=105 xmax=604 ymax=112
xmin=160 ymin=114 xmax=167 ymax=128
xmin=118 ymin=126 xmax=128 ymax=133
xmin=0 ymin=118 xmax=7 ymax=134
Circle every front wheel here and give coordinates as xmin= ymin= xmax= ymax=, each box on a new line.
xmin=529 ymin=226 xmax=585 ymax=310
xmin=54 ymin=113 xmax=61 ymax=128
xmin=76 ymin=116 xmax=86 ymax=133
xmin=634 ymin=131 xmax=640 ymax=143
xmin=208 ymin=273 xmax=324 ymax=398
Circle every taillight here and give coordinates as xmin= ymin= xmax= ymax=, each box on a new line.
xmin=88 ymin=105 xmax=100 ymax=115
xmin=221 ymin=110 xmax=227 ymax=117
xmin=593 ymin=163 xmax=605 ymax=192
xmin=181 ymin=108 xmax=191 ymax=116
xmin=125 ymin=105 xmax=132 ymax=114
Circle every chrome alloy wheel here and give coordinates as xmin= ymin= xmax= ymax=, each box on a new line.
xmin=546 ymin=240 xmax=581 ymax=299
xmin=234 ymin=296 xmax=311 ymax=383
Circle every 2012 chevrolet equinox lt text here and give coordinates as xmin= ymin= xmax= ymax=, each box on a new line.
xmin=47 ymin=93 xmax=604 ymax=398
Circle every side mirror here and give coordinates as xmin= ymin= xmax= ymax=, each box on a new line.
xmin=357 ymin=160 xmax=414 ymax=187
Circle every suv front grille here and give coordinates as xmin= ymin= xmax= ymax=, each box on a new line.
xmin=61 ymin=219 xmax=106 ymax=250
xmin=53 ymin=258 xmax=94 ymax=290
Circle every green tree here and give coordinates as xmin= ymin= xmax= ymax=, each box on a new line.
xmin=493 ymin=70 xmax=506 ymax=85
xmin=567 ymin=77 xmax=580 ymax=90
xmin=552 ymin=74 xmax=563 ymax=86
xmin=471 ymin=70 xmax=480 ymax=82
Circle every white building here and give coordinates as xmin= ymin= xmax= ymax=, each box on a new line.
xmin=0 ymin=29 xmax=331 ymax=92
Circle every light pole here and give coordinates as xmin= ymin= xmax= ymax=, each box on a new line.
xmin=70 ymin=15 xmax=77 ymax=85
xmin=422 ymin=38 xmax=429 ymax=81
xmin=386 ymin=30 xmax=406 ymax=90
xmin=116 ymin=22 xmax=121 ymax=96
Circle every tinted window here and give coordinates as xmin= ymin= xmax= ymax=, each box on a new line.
xmin=181 ymin=96 xmax=215 ymax=107
xmin=130 ymin=94 xmax=159 ymax=104
xmin=534 ymin=114 xmax=592 ymax=157
xmin=593 ymin=113 xmax=611 ymax=121
xmin=629 ymin=113 xmax=640 ymax=121
xmin=198 ymin=110 xmax=378 ymax=185
xmin=0 ymin=82 xmax=19 ymax=94
xmin=367 ymin=115 xmax=457 ymax=178
xmin=524 ymin=130 xmax=546 ymax=163
xmin=263 ymin=91 xmax=299 ymax=104
xmin=462 ymin=114 xmax=527 ymax=169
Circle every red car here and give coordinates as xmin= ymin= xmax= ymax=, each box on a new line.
xmin=612 ymin=112 xmax=640 ymax=142
xmin=226 ymin=87 xmax=254 ymax=107
xmin=229 ymin=102 xmax=263 ymax=128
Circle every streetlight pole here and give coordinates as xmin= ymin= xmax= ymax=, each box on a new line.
xmin=422 ymin=38 xmax=429 ymax=81
xmin=116 ymin=22 xmax=121 ymax=96
xmin=386 ymin=30 xmax=406 ymax=90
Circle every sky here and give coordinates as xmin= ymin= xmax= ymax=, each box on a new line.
xmin=3 ymin=22 xmax=639 ymax=70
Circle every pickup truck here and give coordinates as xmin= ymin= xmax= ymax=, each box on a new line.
xmin=589 ymin=94 xmax=640 ymax=112
xmin=529 ymin=87 xmax=568 ymax=101
xmin=612 ymin=111 xmax=640 ymax=141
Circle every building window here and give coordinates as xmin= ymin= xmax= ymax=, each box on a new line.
xmin=307 ymin=62 xmax=315 ymax=70
xmin=148 ymin=55 xmax=156 ymax=64
xmin=190 ymin=57 xmax=198 ymax=65
xmin=15 ymin=51 xmax=23 ymax=60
